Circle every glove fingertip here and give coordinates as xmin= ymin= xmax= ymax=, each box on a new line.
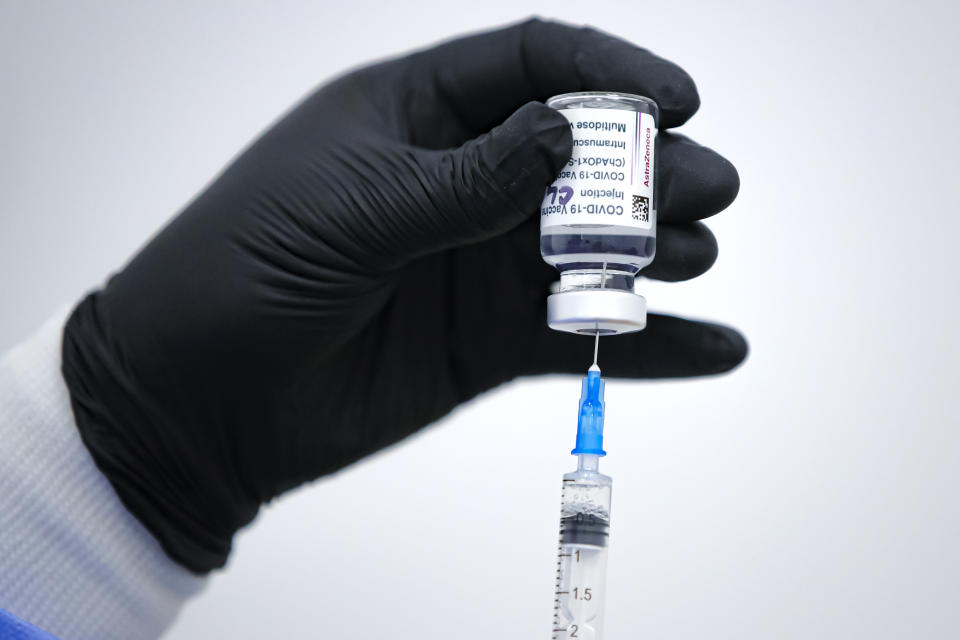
xmin=655 ymin=65 xmax=701 ymax=129
xmin=643 ymin=222 xmax=718 ymax=282
xmin=696 ymin=150 xmax=740 ymax=217
xmin=701 ymin=323 xmax=749 ymax=374
xmin=661 ymin=136 xmax=741 ymax=221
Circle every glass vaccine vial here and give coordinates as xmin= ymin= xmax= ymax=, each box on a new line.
xmin=541 ymin=92 xmax=659 ymax=335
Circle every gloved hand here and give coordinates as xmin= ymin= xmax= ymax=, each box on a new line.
xmin=62 ymin=18 xmax=746 ymax=573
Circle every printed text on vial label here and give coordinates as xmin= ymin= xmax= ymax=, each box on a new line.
xmin=541 ymin=109 xmax=655 ymax=230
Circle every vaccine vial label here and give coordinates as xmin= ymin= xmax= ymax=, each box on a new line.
xmin=541 ymin=108 xmax=657 ymax=230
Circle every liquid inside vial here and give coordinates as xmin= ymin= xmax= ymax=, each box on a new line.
xmin=540 ymin=226 xmax=656 ymax=273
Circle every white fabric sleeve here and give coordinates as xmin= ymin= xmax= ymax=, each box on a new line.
xmin=0 ymin=308 xmax=206 ymax=640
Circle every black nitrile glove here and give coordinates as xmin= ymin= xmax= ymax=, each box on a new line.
xmin=62 ymin=18 xmax=746 ymax=573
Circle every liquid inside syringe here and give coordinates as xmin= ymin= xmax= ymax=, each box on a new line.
xmin=553 ymin=459 xmax=611 ymax=640
xmin=551 ymin=366 xmax=612 ymax=640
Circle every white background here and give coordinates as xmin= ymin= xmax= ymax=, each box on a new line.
xmin=2 ymin=1 xmax=960 ymax=639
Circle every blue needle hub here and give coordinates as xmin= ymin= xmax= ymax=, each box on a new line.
xmin=572 ymin=367 xmax=606 ymax=456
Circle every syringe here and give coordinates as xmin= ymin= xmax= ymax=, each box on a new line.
xmin=551 ymin=363 xmax=612 ymax=640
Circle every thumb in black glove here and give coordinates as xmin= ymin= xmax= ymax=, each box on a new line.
xmin=62 ymin=18 xmax=746 ymax=573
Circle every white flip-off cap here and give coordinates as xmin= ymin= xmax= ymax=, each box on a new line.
xmin=547 ymin=289 xmax=647 ymax=335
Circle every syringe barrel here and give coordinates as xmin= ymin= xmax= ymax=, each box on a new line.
xmin=552 ymin=464 xmax=613 ymax=640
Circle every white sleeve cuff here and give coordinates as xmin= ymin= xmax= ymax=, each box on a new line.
xmin=0 ymin=307 xmax=206 ymax=640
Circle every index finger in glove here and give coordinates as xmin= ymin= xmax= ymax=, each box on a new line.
xmin=405 ymin=18 xmax=700 ymax=138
